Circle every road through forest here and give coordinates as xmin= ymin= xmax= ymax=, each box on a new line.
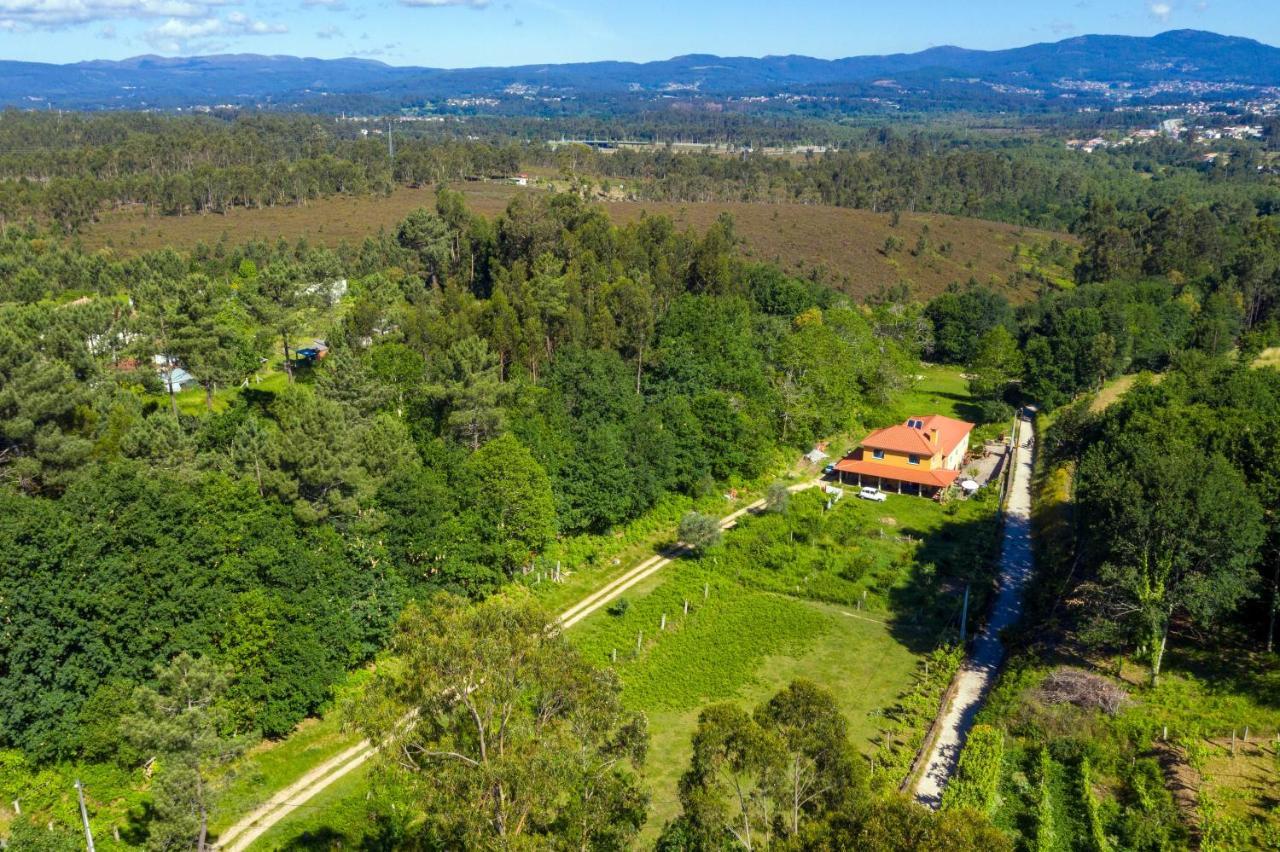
xmin=912 ymin=414 xmax=1035 ymax=807
xmin=214 ymin=478 xmax=821 ymax=851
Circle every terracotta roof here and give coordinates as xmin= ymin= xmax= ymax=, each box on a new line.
xmin=832 ymin=458 xmax=960 ymax=488
xmin=859 ymin=414 xmax=973 ymax=457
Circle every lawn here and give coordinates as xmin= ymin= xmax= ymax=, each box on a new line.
xmin=636 ymin=600 xmax=925 ymax=837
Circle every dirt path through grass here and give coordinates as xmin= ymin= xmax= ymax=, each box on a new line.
xmin=214 ymin=478 xmax=822 ymax=850
xmin=912 ymin=412 xmax=1035 ymax=808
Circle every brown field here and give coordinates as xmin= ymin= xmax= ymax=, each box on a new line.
xmin=82 ymin=182 xmax=1074 ymax=302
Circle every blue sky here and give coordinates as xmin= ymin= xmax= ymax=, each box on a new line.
xmin=0 ymin=0 xmax=1273 ymax=66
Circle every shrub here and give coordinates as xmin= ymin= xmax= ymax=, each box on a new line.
xmin=607 ymin=597 xmax=631 ymax=617
xmin=678 ymin=511 xmax=722 ymax=553
xmin=1079 ymin=757 xmax=1110 ymax=852
xmin=1034 ymin=748 xmax=1056 ymax=852
xmin=944 ymin=724 xmax=1005 ymax=815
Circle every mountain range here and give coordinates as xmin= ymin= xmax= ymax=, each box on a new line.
xmin=2 ymin=29 xmax=1278 ymax=112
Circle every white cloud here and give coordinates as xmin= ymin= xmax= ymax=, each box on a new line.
xmin=398 ymin=0 xmax=488 ymax=7
xmin=0 ymin=0 xmax=234 ymax=29
xmin=315 ymin=23 xmax=340 ymax=38
xmin=144 ymin=10 xmax=285 ymax=50
xmin=1148 ymin=1 xmax=1173 ymax=21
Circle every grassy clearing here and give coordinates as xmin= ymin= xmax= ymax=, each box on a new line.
xmin=82 ymin=183 xmax=1072 ymax=303
xmin=1254 ymin=347 xmax=1280 ymax=370
xmin=633 ymin=598 xmax=926 ymax=835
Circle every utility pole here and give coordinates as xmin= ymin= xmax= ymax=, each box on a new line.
xmin=74 ymin=779 xmax=95 ymax=852
xmin=387 ymin=120 xmax=395 ymax=163
xmin=959 ymin=583 xmax=971 ymax=645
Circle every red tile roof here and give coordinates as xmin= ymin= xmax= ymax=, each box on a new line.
xmin=859 ymin=414 xmax=973 ymax=457
xmin=832 ymin=458 xmax=961 ymax=488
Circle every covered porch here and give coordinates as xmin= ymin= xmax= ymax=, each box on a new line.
xmin=831 ymin=457 xmax=960 ymax=498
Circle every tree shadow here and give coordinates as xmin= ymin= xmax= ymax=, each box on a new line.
xmin=885 ymin=508 xmax=1007 ymax=657
xmin=118 ymin=800 xmax=156 ymax=847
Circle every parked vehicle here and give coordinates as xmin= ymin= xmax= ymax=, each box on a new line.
xmin=822 ymin=463 xmax=836 ymax=475
xmin=858 ymin=486 xmax=887 ymax=502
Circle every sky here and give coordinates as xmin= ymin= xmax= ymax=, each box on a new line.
xmin=0 ymin=0 xmax=1274 ymax=66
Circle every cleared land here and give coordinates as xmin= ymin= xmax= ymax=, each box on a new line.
xmin=82 ymin=183 xmax=1073 ymax=302
xmin=244 ymin=365 xmax=999 ymax=849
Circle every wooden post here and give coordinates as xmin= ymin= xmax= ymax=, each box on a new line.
xmin=660 ymin=613 xmax=667 ymax=631
xmin=703 ymin=582 xmax=709 ymax=600
xmin=683 ymin=599 xmax=689 ymax=615
xmin=612 ymin=648 xmax=617 ymax=663
xmin=1231 ymin=730 xmax=1237 ymax=757
xmin=1163 ymin=725 xmax=1168 ymax=741
xmin=1244 ymin=726 xmax=1249 ymax=744
xmin=636 ymin=630 xmax=643 ymax=652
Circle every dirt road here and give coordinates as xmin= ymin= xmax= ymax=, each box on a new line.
xmin=912 ymin=415 xmax=1035 ymax=808
xmin=214 ymin=478 xmax=821 ymax=850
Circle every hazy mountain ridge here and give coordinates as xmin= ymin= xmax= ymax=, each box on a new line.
xmin=2 ymin=29 xmax=1276 ymax=111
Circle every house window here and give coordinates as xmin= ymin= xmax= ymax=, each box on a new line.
xmin=908 ymin=454 xmax=920 ymax=465
xmin=872 ymin=449 xmax=885 ymax=460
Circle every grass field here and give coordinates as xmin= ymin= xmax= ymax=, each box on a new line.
xmin=82 ymin=183 xmax=1073 ymax=303
xmin=567 ymin=488 xmax=978 ymax=842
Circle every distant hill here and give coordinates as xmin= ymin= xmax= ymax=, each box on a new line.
xmin=2 ymin=29 xmax=1277 ymax=111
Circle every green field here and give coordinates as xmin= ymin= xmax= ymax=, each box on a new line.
xmin=247 ymin=487 xmax=996 ymax=849
xmin=565 ymin=481 xmax=999 ymax=841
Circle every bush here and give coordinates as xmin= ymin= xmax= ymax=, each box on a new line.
xmin=677 ymin=512 xmax=721 ymax=553
xmin=943 ymin=724 xmax=1005 ymax=815
xmin=607 ymin=597 xmax=631 ymax=617
xmin=1034 ymin=748 xmax=1056 ymax=852
xmin=1079 ymin=758 xmax=1110 ymax=852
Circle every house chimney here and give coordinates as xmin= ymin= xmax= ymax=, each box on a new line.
xmin=929 ymin=428 xmax=939 ymax=445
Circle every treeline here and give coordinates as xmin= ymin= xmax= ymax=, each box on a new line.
xmin=0 ymin=111 xmax=522 ymax=228
xmin=3 ymin=111 xmax=1277 ymax=236
xmin=921 ymin=192 xmax=1280 ymax=682
xmin=0 ymin=189 xmax=928 ymax=765
xmin=924 ymin=194 xmax=1280 ymax=412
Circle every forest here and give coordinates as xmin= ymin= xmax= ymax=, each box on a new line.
xmin=2 ymin=111 xmax=1278 ymax=233
xmin=2 ymin=105 xmax=1280 ymax=851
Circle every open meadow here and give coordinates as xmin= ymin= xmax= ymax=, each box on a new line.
xmin=81 ymin=182 xmax=1074 ymax=302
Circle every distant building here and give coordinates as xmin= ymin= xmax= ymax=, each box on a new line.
xmin=832 ymin=414 xmax=974 ymax=497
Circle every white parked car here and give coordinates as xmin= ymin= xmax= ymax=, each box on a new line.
xmin=858 ymin=486 xmax=887 ymax=502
